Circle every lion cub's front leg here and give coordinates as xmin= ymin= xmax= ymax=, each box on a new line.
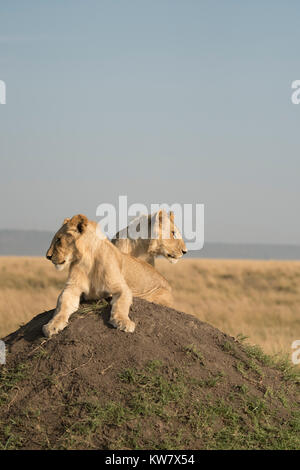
xmin=109 ymin=283 xmax=135 ymax=333
xmin=42 ymin=286 xmax=81 ymax=338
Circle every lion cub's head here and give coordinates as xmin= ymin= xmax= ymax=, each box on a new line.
xmin=46 ymin=214 xmax=89 ymax=271
xmin=149 ymin=210 xmax=187 ymax=264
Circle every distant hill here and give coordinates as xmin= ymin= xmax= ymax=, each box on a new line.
xmin=192 ymin=242 xmax=300 ymax=261
xmin=0 ymin=229 xmax=299 ymax=260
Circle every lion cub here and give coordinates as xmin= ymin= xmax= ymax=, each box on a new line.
xmin=112 ymin=209 xmax=187 ymax=266
xmin=43 ymin=214 xmax=173 ymax=338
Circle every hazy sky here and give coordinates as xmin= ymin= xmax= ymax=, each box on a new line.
xmin=0 ymin=1 xmax=300 ymax=244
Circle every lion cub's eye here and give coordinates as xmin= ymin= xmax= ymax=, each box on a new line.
xmin=56 ymin=238 xmax=61 ymax=245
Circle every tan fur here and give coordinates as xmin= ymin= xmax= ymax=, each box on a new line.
xmin=112 ymin=210 xmax=187 ymax=266
xmin=42 ymin=214 xmax=173 ymax=337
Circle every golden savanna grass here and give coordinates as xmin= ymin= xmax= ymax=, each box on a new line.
xmin=0 ymin=256 xmax=299 ymax=359
xmin=0 ymin=257 xmax=66 ymax=338
xmin=157 ymin=258 xmax=300 ymax=358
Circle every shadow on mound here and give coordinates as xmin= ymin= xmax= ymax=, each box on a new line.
xmin=0 ymin=299 xmax=299 ymax=450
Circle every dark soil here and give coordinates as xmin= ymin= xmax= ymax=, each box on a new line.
xmin=0 ymin=299 xmax=299 ymax=450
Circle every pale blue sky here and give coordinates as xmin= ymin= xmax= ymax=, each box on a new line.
xmin=0 ymin=1 xmax=300 ymax=243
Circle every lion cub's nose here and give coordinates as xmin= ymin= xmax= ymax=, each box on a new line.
xmin=47 ymin=254 xmax=52 ymax=260
xmin=182 ymin=249 xmax=187 ymax=255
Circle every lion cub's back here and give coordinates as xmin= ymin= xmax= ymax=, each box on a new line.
xmin=121 ymin=253 xmax=170 ymax=295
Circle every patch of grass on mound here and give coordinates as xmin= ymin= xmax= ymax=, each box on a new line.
xmin=223 ymin=336 xmax=300 ymax=385
xmin=1 ymin=355 xmax=298 ymax=450
xmin=0 ymin=298 xmax=299 ymax=451
xmin=56 ymin=360 xmax=300 ymax=450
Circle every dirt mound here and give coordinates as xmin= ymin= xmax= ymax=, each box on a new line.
xmin=0 ymin=299 xmax=299 ymax=450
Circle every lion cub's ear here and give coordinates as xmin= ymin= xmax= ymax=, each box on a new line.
xmin=63 ymin=217 xmax=70 ymax=225
xmin=69 ymin=214 xmax=88 ymax=233
xmin=150 ymin=209 xmax=167 ymax=238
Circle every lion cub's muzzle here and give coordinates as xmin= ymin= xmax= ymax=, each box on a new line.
xmin=167 ymin=248 xmax=187 ymax=261
xmin=47 ymin=254 xmax=65 ymax=265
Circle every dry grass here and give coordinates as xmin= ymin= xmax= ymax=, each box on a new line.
xmin=157 ymin=258 xmax=300 ymax=358
xmin=0 ymin=256 xmax=299 ymax=359
xmin=0 ymin=257 xmax=66 ymax=338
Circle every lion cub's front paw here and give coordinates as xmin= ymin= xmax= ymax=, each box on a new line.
xmin=42 ymin=319 xmax=67 ymax=338
xmin=109 ymin=317 xmax=135 ymax=333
